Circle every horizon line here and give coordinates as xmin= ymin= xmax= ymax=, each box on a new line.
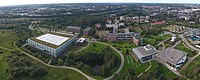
xmin=0 ymin=2 xmax=199 ymax=7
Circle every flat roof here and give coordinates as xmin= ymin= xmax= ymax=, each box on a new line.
xmin=36 ymin=34 xmax=69 ymax=46
xmin=133 ymin=45 xmax=158 ymax=59
xmin=76 ymin=38 xmax=86 ymax=43
xmin=162 ymin=48 xmax=186 ymax=65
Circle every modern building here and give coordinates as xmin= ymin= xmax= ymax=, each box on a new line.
xmin=67 ymin=26 xmax=81 ymax=33
xmin=27 ymin=33 xmax=78 ymax=57
xmin=83 ymin=27 xmax=92 ymax=36
xmin=132 ymin=45 xmax=159 ymax=63
xmin=160 ymin=48 xmax=187 ymax=69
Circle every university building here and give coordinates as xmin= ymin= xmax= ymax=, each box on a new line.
xmin=27 ymin=33 xmax=78 ymax=57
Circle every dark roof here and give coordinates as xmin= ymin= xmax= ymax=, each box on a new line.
xmin=84 ymin=27 xmax=92 ymax=32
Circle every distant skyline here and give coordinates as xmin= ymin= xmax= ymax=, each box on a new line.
xmin=1 ymin=0 xmax=200 ymax=7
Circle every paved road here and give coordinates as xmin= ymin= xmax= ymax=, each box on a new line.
xmin=13 ymin=41 xmax=96 ymax=80
xmin=137 ymin=62 xmax=151 ymax=77
xmin=92 ymin=41 xmax=125 ymax=80
xmin=179 ymin=34 xmax=200 ymax=52
xmin=172 ymin=40 xmax=181 ymax=48
xmin=75 ymin=39 xmax=90 ymax=53
xmin=0 ymin=46 xmax=13 ymax=51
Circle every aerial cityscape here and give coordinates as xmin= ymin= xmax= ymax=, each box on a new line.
xmin=0 ymin=1 xmax=200 ymax=80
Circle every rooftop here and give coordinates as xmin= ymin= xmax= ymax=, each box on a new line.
xmin=162 ymin=48 xmax=187 ymax=65
xmin=133 ymin=45 xmax=158 ymax=59
xmin=36 ymin=34 xmax=69 ymax=46
xmin=84 ymin=27 xmax=92 ymax=32
xmin=67 ymin=26 xmax=81 ymax=29
xmin=30 ymin=32 xmax=74 ymax=49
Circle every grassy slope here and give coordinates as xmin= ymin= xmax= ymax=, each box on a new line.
xmin=0 ymin=50 xmax=10 ymax=80
xmin=105 ymin=41 xmax=149 ymax=75
xmin=175 ymin=42 xmax=196 ymax=57
xmin=0 ymin=31 xmax=18 ymax=50
xmin=147 ymin=61 xmax=178 ymax=79
xmin=0 ymin=31 xmax=87 ymax=80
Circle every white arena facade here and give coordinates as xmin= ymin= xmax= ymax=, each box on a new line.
xmin=27 ymin=33 xmax=78 ymax=57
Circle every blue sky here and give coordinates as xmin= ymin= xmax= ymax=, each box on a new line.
xmin=0 ymin=0 xmax=200 ymax=6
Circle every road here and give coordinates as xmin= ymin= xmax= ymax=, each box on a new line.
xmin=75 ymin=39 xmax=90 ymax=53
xmin=11 ymin=41 xmax=96 ymax=80
xmin=92 ymin=41 xmax=124 ymax=80
xmin=179 ymin=34 xmax=200 ymax=52
xmin=137 ymin=62 xmax=151 ymax=77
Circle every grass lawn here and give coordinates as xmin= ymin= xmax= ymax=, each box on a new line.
xmin=146 ymin=61 xmax=178 ymax=79
xmin=105 ymin=41 xmax=149 ymax=75
xmin=143 ymin=34 xmax=171 ymax=46
xmin=106 ymin=41 xmax=137 ymax=51
xmin=120 ymin=54 xmax=149 ymax=75
xmin=0 ymin=49 xmax=10 ymax=80
xmin=0 ymin=31 xmax=18 ymax=50
xmin=175 ymin=42 xmax=196 ymax=57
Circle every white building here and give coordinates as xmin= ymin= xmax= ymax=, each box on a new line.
xmin=27 ymin=33 xmax=78 ymax=57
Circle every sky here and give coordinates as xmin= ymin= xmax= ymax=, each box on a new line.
xmin=0 ymin=0 xmax=200 ymax=7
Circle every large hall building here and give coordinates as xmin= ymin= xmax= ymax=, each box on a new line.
xmin=27 ymin=33 xmax=78 ymax=57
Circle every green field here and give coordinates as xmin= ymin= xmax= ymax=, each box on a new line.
xmin=175 ymin=42 xmax=196 ymax=57
xmin=120 ymin=54 xmax=149 ymax=75
xmin=143 ymin=34 xmax=171 ymax=46
xmin=0 ymin=31 xmax=18 ymax=50
xmin=0 ymin=30 xmax=87 ymax=80
xmin=0 ymin=49 xmax=10 ymax=80
xmin=147 ymin=61 xmax=178 ymax=79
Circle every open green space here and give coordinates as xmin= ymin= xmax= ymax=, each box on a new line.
xmin=106 ymin=41 xmax=137 ymax=51
xmin=143 ymin=34 xmax=171 ymax=46
xmin=146 ymin=61 xmax=178 ymax=79
xmin=69 ymin=42 xmax=121 ymax=80
xmin=175 ymin=42 xmax=196 ymax=57
xmin=0 ymin=31 xmax=18 ymax=50
xmin=120 ymin=54 xmax=149 ymax=75
xmin=0 ymin=49 xmax=10 ymax=80
xmin=105 ymin=41 xmax=149 ymax=75
xmin=180 ymin=56 xmax=200 ymax=79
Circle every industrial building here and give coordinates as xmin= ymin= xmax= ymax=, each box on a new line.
xmin=27 ymin=33 xmax=78 ymax=57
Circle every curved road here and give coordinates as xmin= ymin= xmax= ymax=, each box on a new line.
xmin=28 ymin=22 xmax=125 ymax=80
xmin=12 ymin=41 xmax=96 ymax=80
xmin=92 ymin=41 xmax=125 ymax=80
